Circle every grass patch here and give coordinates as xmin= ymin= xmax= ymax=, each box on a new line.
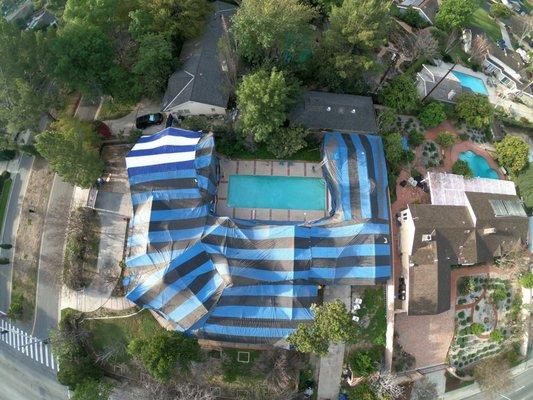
xmin=469 ymin=7 xmax=502 ymax=42
xmin=515 ymin=164 xmax=533 ymax=213
xmin=84 ymin=309 xmax=163 ymax=364
xmin=357 ymin=287 xmax=387 ymax=346
xmin=0 ymin=177 xmax=12 ymax=233
xmin=63 ymin=207 xmax=101 ymax=290
xmin=97 ymin=97 xmax=136 ymax=121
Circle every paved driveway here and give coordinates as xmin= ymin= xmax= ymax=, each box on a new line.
xmin=103 ymin=100 xmax=163 ymax=137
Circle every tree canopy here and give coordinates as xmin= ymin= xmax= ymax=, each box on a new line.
xmin=455 ymin=92 xmax=493 ymax=129
xmin=379 ymin=75 xmax=419 ymax=113
xmin=495 ymin=135 xmax=529 ymax=175
xmin=35 ymin=116 xmax=104 ymax=188
xmin=315 ymin=0 xmax=390 ymax=91
xmin=287 ymin=300 xmax=358 ymax=355
xmin=418 ymin=102 xmax=446 ymax=128
xmin=128 ymin=330 xmax=200 ymax=382
xmin=232 ymin=0 xmax=317 ymax=65
xmin=436 ymin=0 xmax=479 ymax=31
xmin=266 ymin=126 xmax=309 ymax=159
xmin=236 ymin=67 xmax=298 ymax=143
xmin=384 ymin=132 xmax=407 ymax=165
xmin=436 ymin=132 xmax=455 ymax=149
xmin=452 ymin=160 xmax=473 ymax=178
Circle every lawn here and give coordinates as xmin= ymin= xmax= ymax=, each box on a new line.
xmin=0 ymin=177 xmax=12 ymax=232
xmin=97 ymin=97 xmax=136 ymax=121
xmin=469 ymin=7 xmax=502 ymax=42
xmin=84 ymin=309 xmax=163 ymax=364
xmin=515 ymin=164 xmax=533 ymax=213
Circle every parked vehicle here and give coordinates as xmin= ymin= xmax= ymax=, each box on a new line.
xmin=135 ymin=113 xmax=164 ymax=129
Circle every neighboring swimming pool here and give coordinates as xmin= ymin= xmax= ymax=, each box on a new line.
xmin=458 ymin=150 xmax=499 ymax=179
xmin=228 ymin=175 xmax=326 ymax=210
xmin=452 ymin=71 xmax=488 ymax=95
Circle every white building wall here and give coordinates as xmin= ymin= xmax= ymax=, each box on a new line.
xmin=168 ymin=101 xmax=226 ymax=117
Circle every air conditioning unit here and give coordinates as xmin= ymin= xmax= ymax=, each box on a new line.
xmin=422 ymin=234 xmax=432 ymax=242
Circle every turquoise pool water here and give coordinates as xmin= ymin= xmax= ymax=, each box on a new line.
xmin=452 ymin=71 xmax=488 ymax=95
xmin=228 ymin=175 xmax=326 ymax=210
xmin=458 ymin=150 xmax=499 ymax=179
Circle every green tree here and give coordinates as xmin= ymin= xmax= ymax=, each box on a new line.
xmin=490 ymin=3 xmax=513 ymax=18
xmin=72 ymin=379 xmax=113 ymax=400
xmin=436 ymin=132 xmax=455 ymax=148
xmin=236 ymin=67 xmax=298 ymax=143
xmin=452 ymin=160 xmax=473 ymax=178
xmin=316 ymin=0 xmax=390 ymax=91
xmin=35 ymin=116 xmax=104 ymax=188
xmin=129 ymin=0 xmax=211 ymax=42
xmin=455 ymin=92 xmax=493 ymax=129
xmin=347 ymin=347 xmax=381 ymax=377
xmin=52 ymin=22 xmax=118 ymax=95
xmin=436 ymin=0 xmax=479 ymax=31
xmin=132 ymin=34 xmax=178 ymax=99
xmin=266 ymin=126 xmax=309 ymax=158
xmin=379 ymin=75 xmax=419 ymax=112
xmin=491 ymin=286 xmax=507 ymax=302
xmin=495 ymin=135 xmax=529 ymax=175
xmin=231 ymin=0 xmax=316 ymax=65
xmin=288 ymin=300 xmax=358 ymax=355
xmin=128 ymin=330 xmax=200 ymax=382
xmin=384 ymin=132 xmax=405 ymax=165
xmin=519 ymin=272 xmax=533 ymax=288
xmin=63 ymin=0 xmax=134 ymax=33
xmin=418 ymin=102 xmax=446 ymax=128
xmin=0 ymin=20 xmax=59 ymax=134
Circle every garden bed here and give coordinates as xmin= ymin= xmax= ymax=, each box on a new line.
xmin=421 ymin=140 xmax=442 ymax=168
xmin=97 ymin=97 xmax=136 ymax=121
xmin=63 ymin=207 xmax=101 ymax=290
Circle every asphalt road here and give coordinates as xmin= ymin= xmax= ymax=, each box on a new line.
xmin=0 ymin=342 xmax=68 ymax=400
xmin=0 ymin=154 xmax=33 ymax=312
xmin=32 ymin=175 xmax=73 ymax=339
xmin=464 ymin=364 xmax=533 ymax=400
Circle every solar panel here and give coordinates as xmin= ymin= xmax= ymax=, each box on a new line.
xmin=490 ymin=199 xmax=527 ymax=217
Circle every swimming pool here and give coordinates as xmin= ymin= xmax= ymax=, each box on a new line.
xmin=228 ymin=175 xmax=326 ymax=210
xmin=458 ymin=150 xmax=499 ymax=179
xmin=452 ymin=71 xmax=489 ymax=95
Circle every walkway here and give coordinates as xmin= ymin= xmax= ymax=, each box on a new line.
xmin=316 ymin=285 xmax=351 ymax=400
xmin=61 ymin=210 xmax=132 ymax=312
xmin=498 ymin=21 xmax=514 ymax=50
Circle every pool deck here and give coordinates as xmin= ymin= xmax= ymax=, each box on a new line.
xmin=216 ymin=158 xmax=329 ymax=222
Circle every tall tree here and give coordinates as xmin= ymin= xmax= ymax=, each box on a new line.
xmin=35 ymin=116 xmax=104 ymax=188
xmin=52 ymin=22 xmax=118 ymax=96
xmin=455 ymin=92 xmax=493 ymax=129
xmin=379 ymin=74 xmax=419 ymax=113
xmin=315 ymin=0 xmax=390 ymax=91
xmin=436 ymin=0 xmax=479 ymax=31
xmin=231 ymin=0 xmax=317 ymax=65
xmin=132 ymin=34 xmax=178 ymax=99
xmin=469 ymin=34 xmax=490 ymax=64
xmin=0 ymin=20 xmax=58 ymax=135
xmin=495 ymin=135 xmax=529 ymax=175
xmin=63 ymin=0 xmax=134 ymax=33
xmin=236 ymin=67 xmax=298 ymax=143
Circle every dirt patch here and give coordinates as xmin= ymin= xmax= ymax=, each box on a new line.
xmin=10 ymin=157 xmax=54 ymax=324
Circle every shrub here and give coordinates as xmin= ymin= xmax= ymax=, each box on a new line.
xmin=458 ymin=311 xmax=465 ymax=319
xmin=418 ymin=102 xmax=446 ymax=128
xmin=452 ymin=160 xmax=474 ymax=178
xmin=128 ymin=129 xmax=143 ymax=143
xmin=409 ymin=130 xmax=425 ymax=147
xmin=436 ymin=132 xmax=455 ymax=148
xmin=455 ymin=93 xmax=493 ymax=129
xmin=458 ymin=276 xmax=476 ymax=296
xmin=471 ymin=323 xmax=485 ymax=336
xmin=490 ymin=329 xmax=503 ymax=342
xmin=490 ymin=3 xmax=513 ymax=18
xmin=7 ymin=292 xmax=23 ymax=319
xmin=519 ymin=272 xmax=533 ymax=288
xmin=347 ymin=347 xmax=382 ymax=377
xmin=492 ymin=286 xmax=507 ymax=302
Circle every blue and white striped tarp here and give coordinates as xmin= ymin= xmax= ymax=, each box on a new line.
xmin=124 ymin=127 xmax=391 ymax=345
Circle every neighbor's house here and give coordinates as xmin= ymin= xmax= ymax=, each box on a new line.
xmin=161 ymin=1 xmax=236 ymax=117
xmin=483 ymin=42 xmax=533 ymax=102
xmin=416 ymin=64 xmax=464 ymax=103
xmin=396 ymin=0 xmax=439 ymax=25
xmin=398 ymin=172 xmax=528 ymax=315
xmin=290 ymin=91 xmax=378 ymax=133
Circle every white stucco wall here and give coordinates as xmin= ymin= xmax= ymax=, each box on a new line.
xmin=168 ymin=101 xmax=226 ymax=117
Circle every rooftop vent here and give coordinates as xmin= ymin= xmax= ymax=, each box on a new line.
xmin=326 ymin=106 xmax=331 ymax=112
xmin=351 ymin=109 xmax=356 ymax=113
xmin=422 ymin=234 xmax=433 ymax=242
xmin=483 ymin=227 xmax=496 ymax=235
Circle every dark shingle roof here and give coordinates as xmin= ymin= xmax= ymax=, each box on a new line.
xmin=407 ymin=193 xmax=528 ymax=316
xmin=289 ymin=91 xmax=377 ymax=133
xmin=161 ymin=1 xmax=236 ymax=111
